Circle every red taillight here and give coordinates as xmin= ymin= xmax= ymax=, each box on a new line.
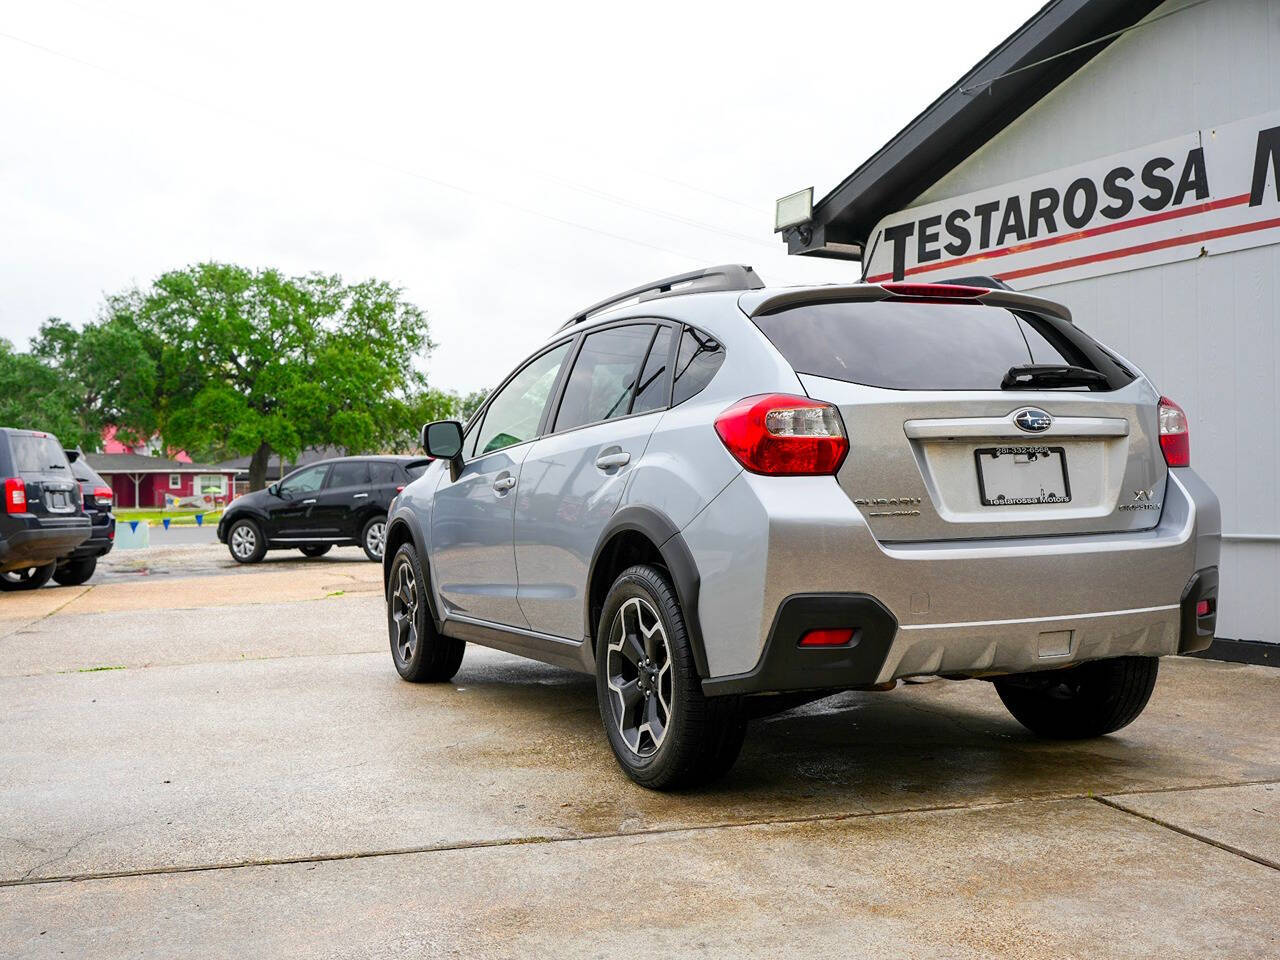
xmin=5 ymin=477 xmax=26 ymax=513
xmin=396 ymin=485 xmax=405 ymax=492
xmin=880 ymin=282 xmax=984 ymax=300
xmin=714 ymin=394 xmax=849 ymax=476
xmin=1195 ymin=599 xmax=1212 ymax=617
xmin=799 ymin=627 xmax=855 ymax=647
xmin=92 ymin=485 xmax=113 ymax=503
xmin=1158 ymin=396 xmax=1190 ymax=467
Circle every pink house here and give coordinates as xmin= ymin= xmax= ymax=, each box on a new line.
xmin=84 ymin=453 xmax=240 ymax=509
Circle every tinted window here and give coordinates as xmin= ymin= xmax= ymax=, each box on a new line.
xmin=672 ymin=326 xmax=724 ymax=405
xmin=69 ymin=458 xmax=97 ymax=483
xmin=327 ymin=460 xmax=370 ymax=488
xmin=472 ymin=341 xmax=571 ymax=457
xmin=405 ymin=462 xmax=430 ymax=480
xmin=632 ymin=326 xmax=673 ymax=415
xmin=554 ymin=324 xmax=654 ymax=432
xmin=369 ymin=461 xmax=399 ymax=485
xmin=10 ymin=435 xmax=70 ymax=475
xmin=279 ymin=464 xmax=328 ymax=497
xmin=752 ymin=302 xmax=1130 ymax=391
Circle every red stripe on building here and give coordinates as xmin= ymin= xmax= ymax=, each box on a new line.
xmin=994 ymin=214 xmax=1280 ymax=282
xmin=866 ymin=192 xmax=1253 ymax=284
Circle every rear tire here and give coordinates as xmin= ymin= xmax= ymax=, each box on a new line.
xmin=361 ymin=515 xmax=387 ymax=562
xmin=994 ymin=656 xmax=1159 ymax=739
xmin=300 ymin=544 xmax=332 ymax=558
xmin=53 ymin=557 xmax=97 ymax=586
xmin=595 ymin=564 xmax=745 ymax=790
xmin=387 ymin=542 xmax=464 ymax=682
xmin=226 ymin=519 xmax=266 ymax=564
xmin=0 ymin=562 xmax=57 ymax=591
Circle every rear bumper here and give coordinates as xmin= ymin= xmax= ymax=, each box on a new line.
xmin=0 ymin=521 xmax=93 ymax=572
xmin=684 ymin=468 xmax=1220 ymax=694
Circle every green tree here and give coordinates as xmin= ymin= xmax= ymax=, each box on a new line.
xmin=104 ymin=263 xmax=435 ymax=489
xmin=0 ymin=339 xmax=91 ymax=448
xmin=29 ymin=317 xmax=157 ymax=447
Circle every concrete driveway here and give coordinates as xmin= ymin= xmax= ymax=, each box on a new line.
xmin=1 ymin=545 xmax=1277 ymax=958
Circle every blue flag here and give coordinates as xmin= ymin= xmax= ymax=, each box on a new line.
xmin=163 ymin=518 xmax=171 ymax=530
xmin=129 ymin=520 xmax=139 ymax=533
xmin=195 ymin=514 xmax=203 ymax=526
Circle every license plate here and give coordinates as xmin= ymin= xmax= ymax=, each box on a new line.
xmin=974 ymin=446 xmax=1071 ymax=506
xmin=47 ymin=491 xmax=70 ymax=511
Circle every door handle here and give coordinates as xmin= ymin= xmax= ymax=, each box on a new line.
xmin=353 ymin=493 xmax=369 ymax=499
xmin=301 ymin=498 xmax=317 ymax=505
xmin=595 ymin=450 xmax=631 ymax=470
xmin=492 ymin=476 xmax=516 ymax=493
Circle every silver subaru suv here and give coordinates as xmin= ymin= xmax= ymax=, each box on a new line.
xmin=385 ymin=265 xmax=1221 ymax=790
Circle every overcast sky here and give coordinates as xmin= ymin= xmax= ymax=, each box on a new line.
xmin=0 ymin=0 xmax=1038 ymax=395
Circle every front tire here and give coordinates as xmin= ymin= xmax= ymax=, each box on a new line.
xmin=387 ymin=543 xmax=464 ymax=682
xmin=994 ymin=656 xmax=1159 ymax=739
xmin=595 ymin=564 xmax=745 ymax=790
xmin=361 ymin=515 xmax=387 ymax=562
xmin=53 ymin=557 xmax=97 ymax=586
xmin=226 ymin=519 xmax=266 ymax=564
xmin=0 ymin=562 xmax=57 ymax=591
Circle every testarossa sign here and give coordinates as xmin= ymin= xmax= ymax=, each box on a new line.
xmin=863 ymin=109 xmax=1280 ymax=288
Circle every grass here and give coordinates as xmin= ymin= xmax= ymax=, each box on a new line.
xmin=114 ymin=508 xmax=224 ymax=526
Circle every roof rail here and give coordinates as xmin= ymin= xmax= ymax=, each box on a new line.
xmin=557 ymin=264 xmax=764 ymax=332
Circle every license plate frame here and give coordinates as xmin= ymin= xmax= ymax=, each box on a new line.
xmin=974 ymin=445 xmax=1072 ymax=507
xmin=46 ymin=491 xmax=71 ymax=512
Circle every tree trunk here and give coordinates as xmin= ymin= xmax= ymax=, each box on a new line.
xmin=248 ymin=441 xmax=273 ymax=491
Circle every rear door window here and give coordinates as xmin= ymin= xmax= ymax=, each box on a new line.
xmin=327 ymin=461 xmax=370 ymax=488
xmin=752 ymin=301 xmax=1130 ymax=391
xmin=554 ymin=324 xmax=655 ymax=432
xmin=672 ymin=326 xmax=725 ymax=404
xmin=369 ymin=461 xmax=399 ymax=486
xmin=631 ymin=325 xmax=674 ymax=415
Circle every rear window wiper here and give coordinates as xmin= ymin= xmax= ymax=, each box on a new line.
xmin=1001 ymin=364 xmax=1109 ymax=390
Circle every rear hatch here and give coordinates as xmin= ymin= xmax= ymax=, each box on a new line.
xmin=10 ymin=433 xmax=82 ymax=520
xmin=68 ymin=452 xmax=113 ymax=530
xmin=750 ymin=292 xmax=1167 ymax=543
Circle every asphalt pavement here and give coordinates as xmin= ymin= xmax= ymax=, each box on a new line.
xmin=0 ymin=543 xmax=1276 ymax=958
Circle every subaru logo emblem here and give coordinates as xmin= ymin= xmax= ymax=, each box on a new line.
xmin=1014 ymin=408 xmax=1052 ymax=432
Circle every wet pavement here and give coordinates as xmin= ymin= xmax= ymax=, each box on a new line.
xmin=1 ymin=544 xmax=1277 ymax=957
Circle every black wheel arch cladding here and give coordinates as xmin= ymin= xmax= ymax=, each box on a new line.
xmin=586 ymin=505 xmax=710 ymax=679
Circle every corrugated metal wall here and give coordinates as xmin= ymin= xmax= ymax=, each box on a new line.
xmin=913 ymin=0 xmax=1280 ymax=643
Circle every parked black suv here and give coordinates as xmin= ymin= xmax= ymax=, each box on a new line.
xmin=57 ymin=451 xmax=116 ymax=586
xmin=0 ymin=429 xmax=91 ymax=590
xmin=217 ymin=456 xmax=429 ymax=564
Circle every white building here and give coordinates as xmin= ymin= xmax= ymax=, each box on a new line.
xmin=786 ymin=0 xmax=1278 ymax=658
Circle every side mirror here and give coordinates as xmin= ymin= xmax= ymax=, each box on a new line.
xmin=422 ymin=420 xmax=465 ymax=481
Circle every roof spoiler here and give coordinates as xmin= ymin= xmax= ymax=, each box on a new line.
xmin=745 ymin=281 xmax=1072 ymax=324
xmin=558 ymin=264 xmax=764 ymax=332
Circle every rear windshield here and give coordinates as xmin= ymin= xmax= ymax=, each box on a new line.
xmin=10 ymin=435 xmax=71 ymax=475
xmin=405 ymin=461 xmax=430 ymax=480
xmin=69 ymin=458 xmax=98 ymax=483
xmin=753 ymin=301 xmax=1135 ymax=391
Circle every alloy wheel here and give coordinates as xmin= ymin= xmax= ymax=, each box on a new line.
xmin=366 ymin=521 xmax=386 ymax=559
xmin=230 ymin=524 xmax=256 ymax=560
xmin=390 ymin=561 xmax=419 ymax=663
xmin=605 ymin=596 xmax=673 ymax=758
